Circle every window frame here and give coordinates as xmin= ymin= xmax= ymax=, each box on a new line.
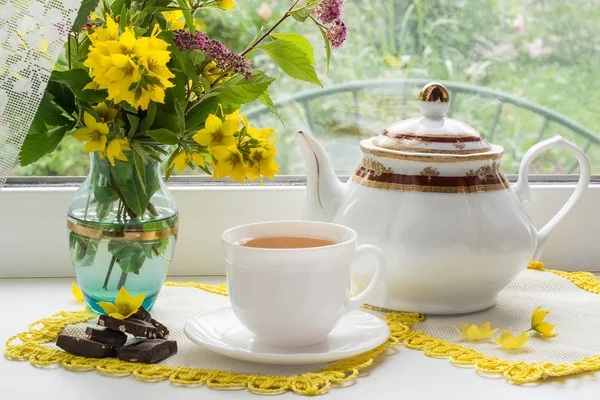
xmin=1 ymin=176 xmax=599 ymax=278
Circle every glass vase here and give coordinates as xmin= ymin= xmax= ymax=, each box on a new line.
xmin=68 ymin=152 xmax=178 ymax=313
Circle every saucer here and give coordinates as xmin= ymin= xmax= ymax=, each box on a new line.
xmin=184 ymin=307 xmax=390 ymax=365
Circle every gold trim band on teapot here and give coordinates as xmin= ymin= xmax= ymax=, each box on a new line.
xmin=352 ymin=158 xmax=510 ymax=194
xmin=67 ymin=218 xmax=179 ymax=241
xmin=361 ymin=144 xmax=504 ymax=162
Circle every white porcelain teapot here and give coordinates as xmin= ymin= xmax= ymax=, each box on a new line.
xmin=296 ymin=82 xmax=591 ymax=314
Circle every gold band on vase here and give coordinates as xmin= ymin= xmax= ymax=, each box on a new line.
xmin=67 ymin=219 xmax=179 ymax=241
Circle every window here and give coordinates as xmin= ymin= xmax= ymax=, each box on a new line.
xmin=9 ymin=0 xmax=600 ymax=178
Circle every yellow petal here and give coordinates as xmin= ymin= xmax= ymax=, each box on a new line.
xmin=465 ymin=324 xmax=483 ymax=340
xmin=192 ymin=152 xmax=205 ymax=167
xmin=83 ymin=111 xmax=96 ymax=127
xmin=108 ymin=312 xmax=128 ymax=320
xmin=209 ymin=145 xmax=231 ymax=161
xmin=72 ymin=127 xmax=91 ymax=141
xmin=535 ymin=321 xmax=557 ymax=337
xmin=221 ymin=118 xmax=240 ymax=136
xmin=495 ymin=330 xmax=529 ymax=349
xmin=130 ymin=294 xmax=146 ymax=312
xmin=115 ymin=286 xmax=134 ymax=305
xmin=84 ymin=136 xmax=107 ymax=153
xmin=205 ymin=114 xmax=222 ymax=133
xmin=192 ymin=129 xmax=212 ymax=146
xmin=531 ymin=306 xmax=550 ymax=329
xmin=453 ymin=325 xmax=468 ymax=339
xmin=98 ymin=302 xmax=118 ymax=315
xmin=72 ymin=282 xmax=84 ymax=302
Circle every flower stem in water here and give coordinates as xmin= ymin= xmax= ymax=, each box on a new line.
xmin=103 ymin=256 xmax=117 ymax=290
xmin=117 ymin=271 xmax=128 ymax=290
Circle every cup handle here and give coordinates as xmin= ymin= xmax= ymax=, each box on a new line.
xmin=346 ymin=244 xmax=387 ymax=313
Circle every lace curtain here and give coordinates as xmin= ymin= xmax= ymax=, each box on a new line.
xmin=0 ymin=0 xmax=84 ymax=187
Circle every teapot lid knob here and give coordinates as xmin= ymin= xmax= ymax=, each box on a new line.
xmin=418 ymin=82 xmax=450 ymax=120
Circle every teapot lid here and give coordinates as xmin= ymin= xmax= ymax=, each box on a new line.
xmin=372 ymin=83 xmax=493 ymax=155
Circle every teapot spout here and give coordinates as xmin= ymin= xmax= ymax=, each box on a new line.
xmin=295 ymin=131 xmax=346 ymax=221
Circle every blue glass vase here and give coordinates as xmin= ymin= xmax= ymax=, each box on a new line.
xmin=68 ymin=152 xmax=178 ymax=313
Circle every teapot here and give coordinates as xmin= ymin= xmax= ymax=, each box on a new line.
xmin=296 ymin=82 xmax=591 ymax=314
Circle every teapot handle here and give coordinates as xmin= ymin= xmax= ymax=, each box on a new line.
xmin=513 ymin=136 xmax=591 ymax=260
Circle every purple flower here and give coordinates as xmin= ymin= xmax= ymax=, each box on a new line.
xmin=173 ymin=30 xmax=252 ymax=79
xmin=327 ymin=18 xmax=347 ymax=48
xmin=314 ymin=0 xmax=343 ymax=24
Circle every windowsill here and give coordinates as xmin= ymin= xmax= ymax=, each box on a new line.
xmin=1 ymin=276 xmax=599 ymax=399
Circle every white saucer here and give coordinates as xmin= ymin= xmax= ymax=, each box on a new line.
xmin=184 ymin=307 xmax=390 ymax=365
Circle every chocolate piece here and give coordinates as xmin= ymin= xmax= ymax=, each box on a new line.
xmin=86 ymin=327 xmax=127 ymax=347
xmin=57 ymin=335 xmax=116 ymax=358
xmin=150 ymin=318 xmax=169 ymax=339
xmin=130 ymin=307 xmax=152 ymax=322
xmin=98 ymin=315 xmax=158 ymax=338
xmin=118 ymin=339 xmax=177 ymax=363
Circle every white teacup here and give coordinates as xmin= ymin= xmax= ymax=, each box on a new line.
xmin=221 ymin=221 xmax=387 ymax=347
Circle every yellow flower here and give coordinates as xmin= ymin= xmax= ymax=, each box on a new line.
xmin=453 ymin=321 xmax=498 ymax=340
xmin=248 ymin=145 xmax=279 ymax=183
xmin=531 ymin=306 xmax=557 ymax=338
xmin=495 ymin=330 xmax=529 ymax=349
xmin=72 ymin=282 xmax=84 ymax=302
xmin=92 ymin=102 xmax=118 ymax=123
xmin=170 ymin=151 xmax=205 ymax=172
xmin=241 ymin=114 xmax=275 ymax=140
xmin=87 ymin=14 xmax=119 ymax=43
xmin=104 ymin=138 xmax=131 ymax=166
xmin=84 ymin=22 xmax=174 ymax=111
xmin=201 ymin=61 xmax=227 ymax=87
xmin=97 ymin=287 xmax=146 ymax=320
xmin=211 ymin=145 xmax=247 ymax=183
xmin=216 ymin=0 xmax=235 ymax=10
xmin=72 ymin=112 xmax=109 ymax=153
xmin=193 ymin=113 xmax=238 ymax=147
xmin=162 ymin=10 xmax=186 ymax=30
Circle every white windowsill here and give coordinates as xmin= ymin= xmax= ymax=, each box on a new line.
xmin=1 ymin=275 xmax=599 ymax=400
xmin=1 ymin=183 xmax=600 ymax=278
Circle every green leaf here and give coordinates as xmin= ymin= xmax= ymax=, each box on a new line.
xmin=258 ymin=90 xmax=284 ymax=126
xmin=175 ymin=0 xmax=195 ymax=34
xmin=108 ymin=241 xmax=147 ymax=273
xmin=175 ymin=100 xmax=185 ymax=134
xmin=189 ymin=50 xmax=206 ymax=66
xmin=257 ymin=40 xmax=321 ymax=85
xmin=186 ymin=96 xmax=219 ymax=130
xmin=72 ymin=0 xmax=101 ymax=31
xmin=140 ymin=102 xmax=157 ymax=132
xmin=271 ymin=33 xmax=315 ymax=65
xmin=289 ymin=0 xmax=323 ymax=22
xmin=119 ymin=4 xmax=129 ymax=32
xmin=164 ymin=148 xmax=180 ymax=181
xmin=93 ymin=157 xmax=119 ymax=203
xmin=172 ymin=46 xmax=201 ymax=87
xmin=37 ymin=93 xmax=73 ymax=126
xmin=126 ymin=114 xmax=140 ymax=140
xmin=212 ymin=71 xmax=275 ymax=110
xmin=147 ymin=128 xmax=179 ymax=145
xmin=314 ymin=20 xmax=331 ymax=73
xmin=152 ymin=109 xmax=181 ymax=132
xmin=110 ymin=156 xmax=161 ymax=218
xmin=51 ymin=70 xmax=107 ymax=104
xmin=110 ymin=0 xmax=131 ymax=14
xmin=19 ymin=124 xmax=73 ymax=166
xmin=70 ymin=233 xmax=100 ymax=267
xmin=46 ymin=81 xmax=75 ymax=115
xmin=132 ymin=145 xmax=147 ymax=195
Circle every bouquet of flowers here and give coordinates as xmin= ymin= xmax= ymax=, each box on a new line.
xmin=19 ymin=0 xmax=348 ymax=220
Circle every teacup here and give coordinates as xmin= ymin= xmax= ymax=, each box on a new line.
xmin=221 ymin=221 xmax=387 ymax=347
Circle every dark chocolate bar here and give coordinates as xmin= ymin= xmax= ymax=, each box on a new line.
xmin=57 ymin=335 xmax=116 ymax=358
xmin=130 ymin=307 xmax=152 ymax=322
xmin=98 ymin=315 xmax=158 ymax=338
xmin=150 ymin=318 xmax=169 ymax=339
xmin=118 ymin=339 xmax=178 ymax=363
xmin=86 ymin=327 xmax=127 ymax=347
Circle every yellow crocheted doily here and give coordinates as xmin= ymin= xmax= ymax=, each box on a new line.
xmin=4 ymin=263 xmax=600 ymax=395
